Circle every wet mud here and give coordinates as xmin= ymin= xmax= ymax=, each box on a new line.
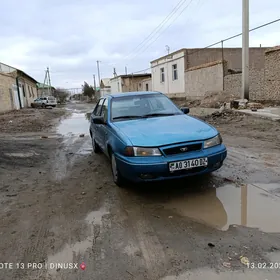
xmin=0 ymin=102 xmax=280 ymax=280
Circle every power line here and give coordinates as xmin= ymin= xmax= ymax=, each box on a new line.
xmin=129 ymin=17 xmax=280 ymax=75
xmin=127 ymin=0 xmax=195 ymax=60
xmin=123 ymin=0 xmax=190 ymax=60
xmin=187 ymin=17 xmax=280 ymax=56
xmin=130 ymin=67 xmax=151 ymax=74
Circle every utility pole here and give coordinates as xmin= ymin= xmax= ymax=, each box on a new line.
xmin=242 ymin=0 xmax=249 ymax=100
xmin=47 ymin=67 xmax=52 ymax=96
xmin=113 ymin=68 xmax=117 ymax=77
xmin=125 ymin=66 xmax=128 ymax=75
xmin=96 ymin=60 xmax=101 ymax=86
xmin=165 ymin=45 xmax=170 ymax=55
xmin=93 ymin=74 xmax=97 ymax=92
xmin=42 ymin=67 xmax=52 ymax=96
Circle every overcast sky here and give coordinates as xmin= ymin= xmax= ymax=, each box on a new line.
xmin=0 ymin=0 xmax=279 ymax=88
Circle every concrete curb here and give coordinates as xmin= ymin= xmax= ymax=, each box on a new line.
xmin=238 ymin=109 xmax=280 ymax=122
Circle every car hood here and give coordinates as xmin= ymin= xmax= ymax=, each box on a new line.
xmin=112 ymin=115 xmax=217 ymax=146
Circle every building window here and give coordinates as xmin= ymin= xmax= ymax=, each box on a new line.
xmin=145 ymin=83 xmax=149 ymax=91
xmin=160 ymin=67 xmax=165 ymax=82
xmin=172 ymin=64 xmax=178 ymax=80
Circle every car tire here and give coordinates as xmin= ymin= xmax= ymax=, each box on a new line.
xmin=42 ymin=103 xmax=46 ymax=108
xmin=92 ymin=137 xmax=101 ymax=154
xmin=111 ymin=153 xmax=125 ymax=188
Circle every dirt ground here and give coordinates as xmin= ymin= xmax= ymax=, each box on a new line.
xmin=0 ymin=102 xmax=280 ymax=280
xmin=0 ymin=107 xmax=68 ymax=134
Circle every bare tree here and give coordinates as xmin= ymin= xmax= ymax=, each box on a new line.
xmin=53 ymin=88 xmax=69 ymax=103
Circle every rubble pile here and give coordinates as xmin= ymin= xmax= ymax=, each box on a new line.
xmin=200 ymin=91 xmax=239 ymax=108
xmin=200 ymin=109 xmax=245 ymax=124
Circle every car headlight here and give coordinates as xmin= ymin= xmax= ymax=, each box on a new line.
xmin=204 ymin=134 xmax=222 ymax=149
xmin=124 ymin=146 xmax=162 ymax=156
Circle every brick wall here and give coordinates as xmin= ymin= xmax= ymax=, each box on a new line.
xmin=224 ymin=68 xmax=265 ymax=100
xmin=185 ymin=60 xmax=225 ymax=99
xmin=224 ymin=47 xmax=280 ymax=101
xmin=186 ymin=48 xmax=266 ymax=71
xmin=0 ymin=72 xmax=16 ymax=113
xmin=264 ymin=47 xmax=280 ymax=101
xmin=122 ymin=76 xmax=151 ymax=92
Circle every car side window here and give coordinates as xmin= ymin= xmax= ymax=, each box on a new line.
xmin=100 ymin=98 xmax=108 ymax=122
xmin=93 ymin=99 xmax=104 ymax=116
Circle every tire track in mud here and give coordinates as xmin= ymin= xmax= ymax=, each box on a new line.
xmin=52 ymin=136 xmax=91 ymax=182
xmin=114 ymin=190 xmax=168 ymax=280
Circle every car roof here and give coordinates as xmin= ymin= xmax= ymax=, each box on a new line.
xmin=106 ymin=91 xmax=163 ymax=98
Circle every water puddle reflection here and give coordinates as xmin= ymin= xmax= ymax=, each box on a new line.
xmin=47 ymin=206 xmax=109 ymax=275
xmin=56 ymin=113 xmax=90 ymax=136
xmin=164 ymin=183 xmax=280 ymax=232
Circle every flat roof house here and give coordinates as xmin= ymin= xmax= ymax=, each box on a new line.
xmin=0 ymin=62 xmax=38 ymax=112
xmin=150 ymin=47 xmax=266 ymax=98
xmin=110 ymin=74 xmax=151 ymax=93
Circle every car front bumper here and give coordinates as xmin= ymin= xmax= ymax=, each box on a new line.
xmin=116 ymin=144 xmax=227 ymax=182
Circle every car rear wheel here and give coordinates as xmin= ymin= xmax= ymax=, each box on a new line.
xmin=42 ymin=103 xmax=46 ymax=108
xmin=111 ymin=153 xmax=125 ymax=187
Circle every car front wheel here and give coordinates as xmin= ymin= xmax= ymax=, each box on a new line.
xmin=111 ymin=153 xmax=125 ymax=187
xmin=92 ymin=137 xmax=101 ymax=153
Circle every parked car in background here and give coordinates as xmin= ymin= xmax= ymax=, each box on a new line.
xmin=89 ymin=91 xmax=227 ymax=187
xmin=31 ymin=96 xmax=57 ymax=108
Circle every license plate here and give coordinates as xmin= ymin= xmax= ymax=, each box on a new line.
xmin=169 ymin=157 xmax=208 ymax=172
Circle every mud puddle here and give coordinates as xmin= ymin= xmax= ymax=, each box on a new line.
xmin=164 ymin=182 xmax=280 ymax=233
xmin=47 ymin=206 xmax=109 ymax=275
xmin=52 ymin=110 xmax=92 ymax=181
xmin=56 ymin=112 xmax=90 ymax=136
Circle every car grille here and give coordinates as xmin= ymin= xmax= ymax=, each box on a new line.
xmin=162 ymin=143 xmax=202 ymax=156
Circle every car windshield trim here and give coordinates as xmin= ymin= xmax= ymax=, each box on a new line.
xmin=112 ymin=115 xmax=144 ymax=120
xmin=142 ymin=113 xmax=178 ymax=118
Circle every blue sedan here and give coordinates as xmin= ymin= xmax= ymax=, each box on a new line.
xmin=89 ymin=91 xmax=227 ymax=187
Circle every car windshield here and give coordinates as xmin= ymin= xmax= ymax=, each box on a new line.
xmin=111 ymin=94 xmax=182 ymax=121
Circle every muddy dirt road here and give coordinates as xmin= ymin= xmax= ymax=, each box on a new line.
xmin=0 ymin=102 xmax=280 ymax=280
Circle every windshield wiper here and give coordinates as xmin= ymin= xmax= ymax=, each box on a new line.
xmin=113 ymin=115 xmax=143 ymax=120
xmin=141 ymin=113 xmax=177 ymax=118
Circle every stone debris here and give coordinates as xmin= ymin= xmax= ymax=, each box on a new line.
xmin=247 ymin=102 xmax=264 ymax=110
xmin=201 ymin=91 xmax=239 ymax=108
xmin=222 ymin=262 xmax=231 ymax=268
xmin=230 ymin=99 xmax=248 ymax=109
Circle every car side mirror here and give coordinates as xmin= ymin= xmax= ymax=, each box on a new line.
xmin=92 ymin=116 xmax=105 ymax=124
xmin=181 ymin=107 xmax=190 ymax=114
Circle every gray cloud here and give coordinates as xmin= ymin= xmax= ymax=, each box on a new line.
xmin=0 ymin=0 xmax=279 ymax=88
